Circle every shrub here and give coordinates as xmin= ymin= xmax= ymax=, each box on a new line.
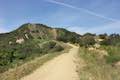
xmin=79 ymin=35 xmax=96 ymax=47
xmin=104 ymin=46 xmax=120 ymax=64
xmin=0 ymin=40 xmax=64 ymax=73
xmin=52 ymin=44 xmax=64 ymax=52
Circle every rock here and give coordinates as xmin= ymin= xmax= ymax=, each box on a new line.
xmin=25 ymin=34 xmax=29 ymax=39
xmin=9 ymin=41 xmax=12 ymax=45
xmin=88 ymin=47 xmax=95 ymax=51
xmin=16 ymin=38 xmax=24 ymax=44
xmin=94 ymin=43 xmax=100 ymax=49
xmin=114 ymin=61 xmax=120 ymax=67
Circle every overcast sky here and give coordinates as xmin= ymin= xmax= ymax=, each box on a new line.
xmin=0 ymin=0 xmax=120 ymax=34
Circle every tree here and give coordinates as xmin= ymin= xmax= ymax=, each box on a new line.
xmin=100 ymin=38 xmax=111 ymax=45
xmin=99 ymin=33 xmax=108 ymax=39
xmin=83 ymin=33 xmax=96 ymax=37
xmin=79 ymin=35 xmax=96 ymax=47
xmin=109 ymin=34 xmax=120 ymax=46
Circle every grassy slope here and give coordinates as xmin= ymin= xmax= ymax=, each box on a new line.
xmin=78 ymin=47 xmax=120 ymax=80
xmin=101 ymin=46 xmax=120 ymax=64
xmin=0 ymin=39 xmax=62 ymax=71
xmin=0 ymin=42 xmax=70 ymax=80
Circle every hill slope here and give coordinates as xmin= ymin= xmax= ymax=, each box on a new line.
xmin=0 ymin=23 xmax=81 ymax=45
xmin=0 ymin=23 xmax=81 ymax=73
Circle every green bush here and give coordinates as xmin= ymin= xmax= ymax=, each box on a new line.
xmin=56 ymin=28 xmax=81 ymax=43
xmin=106 ymin=55 xmax=120 ymax=64
xmin=0 ymin=40 xmax=64 ymax=73
xmin=79 ymin=35 xmax=96 ymax=47
xmin=51 ymin=44 xmax=64 ymax=52
xmin=104 ymin=46 xmax=120 ymax=64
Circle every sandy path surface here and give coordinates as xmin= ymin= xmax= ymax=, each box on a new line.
xmin=21 ymin=44 xmax=79 ymax=80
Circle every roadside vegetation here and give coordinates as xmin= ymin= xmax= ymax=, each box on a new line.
xmin=0 ymin=45 xmax=69 ymax=80
xmin=0 ymin=41 xmax=69 ymax=80
xmin=101 ymin=46 xmax=120 ymax=64
xmin=0 ymin=39 xmax=64 ymax=73
xmin=78 ymin=47 xmax=120 ymax=80
xmin=99 ymin=33 xmax=120 ymax=64
xmin=78 ymin=33 xmax=120 ymax=80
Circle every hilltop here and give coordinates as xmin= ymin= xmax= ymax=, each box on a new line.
xmin=0 ymin=23 xmax=81 ymax=45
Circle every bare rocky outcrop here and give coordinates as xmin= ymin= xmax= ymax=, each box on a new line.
xmin=114 ymin=61 xmax=120 ymax=67
xmin=9 ymin=41 xmax=13 ymax=45
xmin=16 ymin=38 xmax=24 ymax=44
xmin=25 ymin=34 xmax=29 ymax=39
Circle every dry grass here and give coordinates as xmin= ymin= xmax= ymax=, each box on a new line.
xmin=78 ymin=47 xmax=120 ymax=80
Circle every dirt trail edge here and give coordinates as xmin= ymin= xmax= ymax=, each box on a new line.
xmin=21 ymin=44 xmax=79 ymax=80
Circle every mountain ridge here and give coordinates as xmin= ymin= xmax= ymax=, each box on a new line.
xmin=0 ymin=23 xmax=81 ymax=45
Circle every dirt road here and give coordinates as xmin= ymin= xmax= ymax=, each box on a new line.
xmin=21 ymin=44 xmax=79 ymax=80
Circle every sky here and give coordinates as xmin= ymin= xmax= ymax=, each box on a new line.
xmin=0 ymin=0 xmax=120 ymax=34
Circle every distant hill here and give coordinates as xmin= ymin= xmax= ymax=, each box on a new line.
xmin=0 ymin=23 xmax=81 ymax=45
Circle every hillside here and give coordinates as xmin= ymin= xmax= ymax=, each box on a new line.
xmin=0 ymin=23 xmax=81 ymax=74
xmin=0 ymin=23 xmax=81 ymax=45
